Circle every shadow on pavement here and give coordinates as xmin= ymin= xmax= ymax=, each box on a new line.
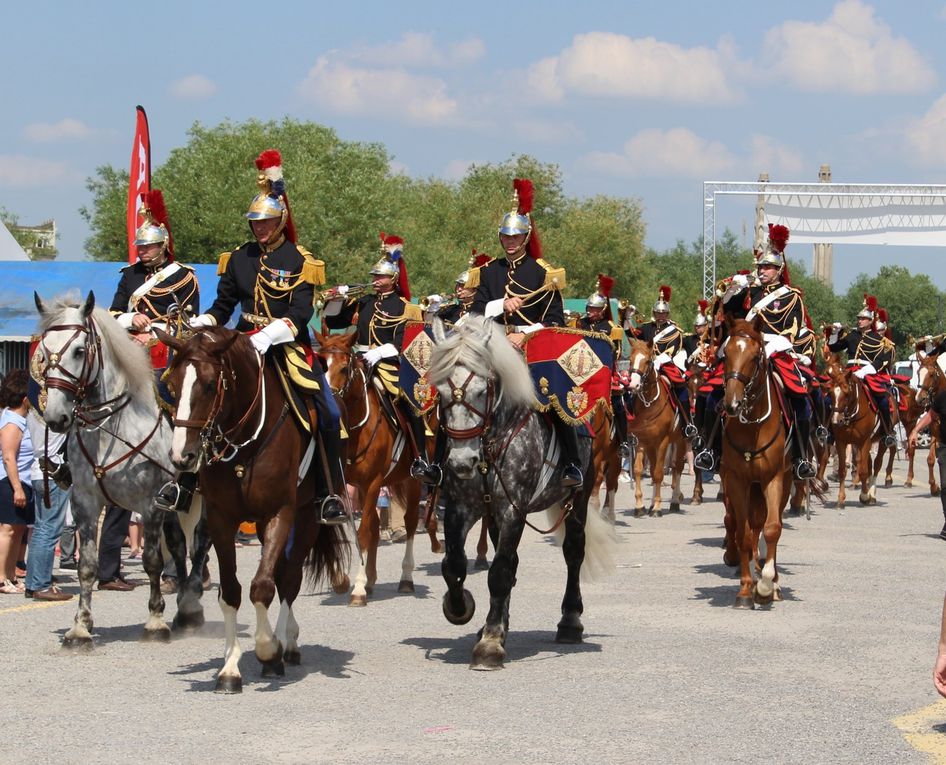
xmin=402 ymin=629 xmax=604 ymax=666
xmin=692 ymin=583 xmax=800 ymax=607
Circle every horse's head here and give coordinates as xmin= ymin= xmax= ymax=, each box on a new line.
xmin=826 ymin=367 xmax=856 ymax=425
xmin=34 ymin=291 xmax=99 ymax=432
xmin=722 ymin=317 xmax=765 ymax=416
xmin=156 ymin=327 xmax=244 ymax=471
xmin=429 ymin=315 xmax=536 ymax=480
xmin=315 ymin=327 xmax=359 ymax=396
xmin=624 ymin=339 xmax=654 ymax=394
xmin=916 ymin=352 xmax=944 ymax=408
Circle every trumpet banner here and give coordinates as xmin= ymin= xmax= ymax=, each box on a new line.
xmin=399 ymin=322 xmax=438 ymax=414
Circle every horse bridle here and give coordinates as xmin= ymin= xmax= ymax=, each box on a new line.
xmin=628 ymin=352 xmax=660 ymax=407
xmin=917 ymin=362 xmax=944 ymax=407
xmin=320 ymin=345 xmax=359 ymax=397
xmin=723 ymin=332 xmax=768 ymax=423
xmin=829 ymin=372 xmax=862 ymax=426
xmin=441 ymin=371 xmax=496 ymax=441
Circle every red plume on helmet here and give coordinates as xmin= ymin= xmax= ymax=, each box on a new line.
xmin=597 ymin=274 xmax=615 ymax=299
xmin=876 ymin=307 xmax=892 ymax=337
xmin=379 ymin=232 xmax=410 ymax=301
xmin=141 ymin=189 xmax=174 ymax=259
xmin=254 ymin=149 xmax=296 ymax=243
xmin=513 ymin=178 xmax=542 ymax=260
xmin=471 ymin=248 xmax=492 ymax=268
xmin=865 ymin=294 xmax=878 ymax=313
xmin=768 ymin=223 xmax=790 ymax=253
xmin=659 ymin=285 xmax=671 ymax=302
xmin=698 ymin=299 xmax=708 ymax=314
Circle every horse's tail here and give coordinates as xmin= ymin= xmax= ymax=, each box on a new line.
xmin=304 ymin=524 xmax=351 ymax=590
xmin=544 ymin=501 xmax=619 ymax=583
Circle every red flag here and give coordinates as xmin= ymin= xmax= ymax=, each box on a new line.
xmin=126 ymin=106 xmax=151 ymax=264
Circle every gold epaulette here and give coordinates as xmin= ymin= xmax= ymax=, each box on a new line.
xmin=465 ymin=267 xmax=482 ymax=290
xmin=565 ymin=314 xmax=579 ymax=329
xmin=536 ymin=259 xmax=566 ymax=291
xmin=403 ymin=301 xmax=423 ymax=322
xmin=297 ymin=246 xmax=326 ymax=287
xmin=883 ymin=337 xmax=896 ymax=351
xmin=216 ymin=251 xmax=232 ymax=276
xmin=610 ymin=324 xmax=625 ymax=343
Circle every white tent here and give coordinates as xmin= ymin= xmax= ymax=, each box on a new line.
xmin=0 ymin=221 xmax=29 ymax=260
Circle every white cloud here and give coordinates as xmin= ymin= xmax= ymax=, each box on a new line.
xmin=582 ymin=128 xmax=802 ymax=179
xmin=23 ymin=118 xmax=95 ymax=142
xmin=0 ymin=155 xmax=81 ymax=186
xmin=169 ymin=74 xmax=218 ymax=100
xmin=761 ymin=0 xmax=935 ymax=94
xmin=354 ymin=33 xmax=484 ymax=68
xmin=905 ymin=94 xmax=946 ymax=164
xmin=298 ymin=56 xmax=458 ymax=125
xmin=525 ymin=32 xmax=738 ymax=104
xmin=443 ymin=159 xmax=478 ymax=181
xmin=388 ymin=160 xmax=410 ymax=176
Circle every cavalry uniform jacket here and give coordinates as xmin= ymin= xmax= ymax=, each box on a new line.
xmin=324 ymin=291 xmax=422 ymax=352
xmin=207 ymin=237 xmax=323 ymax=344
xmin=110 ymin=260 xmax=200 ymax=327
xmin=471 ymin=254 xmax=565 ymax=329
xmin=576 ymin=315 xmax=625 ymax=359
xmin=828 ymin=329 xmax=894 ymax=372
xmin=636 ymin=320 xmax=684 ymax=358
xmin=436 ymin=301 xmax=467 ymax=326
xmin=725 ymin=282 xmax=814 ymax=361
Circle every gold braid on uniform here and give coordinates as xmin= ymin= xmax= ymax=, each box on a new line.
xmin=253 ymin=253 xmax=306 ymax=321
xmin=504 ymin=272 xmax=556 ymax=324
xmin=854 ymin=333 xmax=886 ymax=364
xmin=132 ymin=272 xmax=198 ymax=321
xmin=368 ymin=301 xmax=410 ymax=347
xmin=755 ymin=290 xmax=802 ymax=340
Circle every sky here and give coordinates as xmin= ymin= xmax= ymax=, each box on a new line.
xmin=5 ymin=0 xmax=946 ymax=294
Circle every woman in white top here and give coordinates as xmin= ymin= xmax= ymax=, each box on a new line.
xmin=0 ymin=370 xmax=34 ymax=593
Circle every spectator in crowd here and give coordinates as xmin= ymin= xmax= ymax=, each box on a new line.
xmin=58 ymin=511 xmax=77 ymax=569
xmin=23 ymin=408 xmax=72 ymax=600
xmin=97 ymin=505 xmax=135 ymax=591
xmin=0 ymin=370 xmax=35 ymax=594
xmin=935 ymin=591 xmax=946 ymax=697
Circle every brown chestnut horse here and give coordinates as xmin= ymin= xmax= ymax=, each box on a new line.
xmin=719 ymin=319 xmax=791 ymax=608
xmin=891 ymin=382 xmax=938 ymax=493
xmin=160 ymin=327 xmax=349 ymax=693
xmin=825 ymin=365 xmax=884 ymax=508
xmin=624 ymin=339 xmax=686 ymax=517
xmin=590 ymin=406 xmax=622 ymax=522
xmin=914 ymin=353 xmax=946 ymax=493
xmin=316 ymin=329 xmax=441 ymax=606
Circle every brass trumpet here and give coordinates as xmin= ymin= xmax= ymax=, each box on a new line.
xmin=419 ymin=294 xmax=459 ymax=312
xmin=908 ymin=331 xmax=946 ymax=350
xmin=316 ymin=283 xmax=370 ymax=307
xmin=617 ymin=298 xmax=645 ymax=326
xmin=819 ymin=322 xmax=850 ymax=335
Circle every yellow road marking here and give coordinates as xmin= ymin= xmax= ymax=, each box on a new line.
xmin=0 ymin=599 xmax=73 ymax=615
xmin=893 ymin=699 xmax=946 ymax=763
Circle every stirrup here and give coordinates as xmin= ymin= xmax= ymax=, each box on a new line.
xmin=815 ymin=425 xmax=829 ymax=444
xmin=154 ymin=481 xmax=184 ymax=513
xmin=683 ymin=423 xmax=699 ymax=440
xmin=883 ymin=433 xmax=897 ymax=448
xmin=694 ymin=450 xmax=717 ymax=472
xmin=794 ymin=459 xmax=817 ymax=480
xmin=319 ymin=495 xmax=348 ymax=525
xmin=562 ymin=463 xmax=583 ymax=488
xmin=618 ymin=442 xmax=631 ymax=458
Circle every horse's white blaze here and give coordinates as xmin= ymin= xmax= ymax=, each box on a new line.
xmin=629 ymin=371 xmax=642 ymax=390
xmin=219 ymin=596 xmax=242 ymax=679
xmin=171 ymin=363 xmax=198 ymax=461
xmin=253 ymin=602 xmax=279 ymax=660
xmin=735 ymin=338 xmax=749 ymax=355
xmin=832 ymin=385 xmax=842 ymax=424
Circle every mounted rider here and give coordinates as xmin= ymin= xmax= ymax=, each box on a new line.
xmin=109 ymin=189 xmax=201 ymax=514
xmin=469 ymin=178 xmax=583 ymax=488
xmin=576 ymin=274 xmax=629 ymax=457
xmin=435 ymin=250 xmax=491 ymax=326
xmin=189 ymin=149 xmax=347 ymax=524
xmin=826 ymin=294 xmax=898 ymax=447
xmin=633 ymin=286 xmax=697 ymax=439
xmin=323 ymin=233 xmax=434 ymax=483
xmin=696 ymin=224 xmax=818 ymax=480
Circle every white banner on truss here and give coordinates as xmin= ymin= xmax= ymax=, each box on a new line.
xmin=763 ymin=193 xmax=946 ymax=246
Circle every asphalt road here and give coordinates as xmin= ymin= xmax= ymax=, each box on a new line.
xmin=4 ymin=461 xmax=946 ymax=765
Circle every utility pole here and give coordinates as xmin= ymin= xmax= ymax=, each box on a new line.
xmin=813 ymin=164 xmax=833 ymax=285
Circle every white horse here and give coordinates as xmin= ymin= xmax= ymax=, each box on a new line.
xmin=35 ymin=292 xmax=210 ymax=647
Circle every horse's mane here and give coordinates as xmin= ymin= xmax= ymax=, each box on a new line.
xmin=429 ymin=314 xmax=537 ymax=408
xmin=37 ymin=295 xmax=155 ymax=398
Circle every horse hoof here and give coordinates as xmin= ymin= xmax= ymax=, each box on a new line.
xmin=473 ymin=557 xmax=490 ymax=570
xmin=669 ymin=502 xmax=680 ymax=513
xmin=723 ymin=552 xmax=739 ymax=568
xmin=214 ymin=675 xmax=242 ymax=694
xmin=172 ymin=610 xmax=205 ymax=632
xmin=284 ymin=649 xmax=301 ymax=666
xmin=904 ymin=480 xmax=913 ymax=488
xmin=397 ymin=580 xmax=415 ymax=594
xmin=884 ymin=478 xmax=893 ymax=488
xmin=61 ymin=635 xmax=94 ymax=651
xmin=555 ymin=624 xmax=584 ymax=644
xmin=715 ymin=490 xmax=724 ymax=501
xmin=933 ymin=488 xmax=942 ymax=497
xmin=332 ymin=575 xmax=351 ymax=595
xmin=430 ymin=539 xmax=444 ymax=554
xmin=141 ymin=627 xmax=172 ymax=643
xmin=691 ymin=497 xmax=702 ymax=506
xmin=349 ymin=594 xmax=367 ymax=607
xmin=633 ymin=508 xmax=646 ymax=518
xmin=260 ymin=658 xmax=285 ymax=678
xmin=443 ymin=590 xmax=476 ymax=626
xmin=753 ymin=588 xmax=774 ymax=606
xmin=470 ymin=641 xmax=506 ymax=670
xmin=733 ymin=595 xmax=755 ymax=610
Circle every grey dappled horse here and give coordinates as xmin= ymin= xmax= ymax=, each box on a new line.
xmin=35 ymin=292 xmax=210 ymax=647
xmin=429 ymin=314 xmax=617 ymax=670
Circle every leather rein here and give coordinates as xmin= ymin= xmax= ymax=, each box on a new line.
xmin=722 ymin=332 xmax=784 ymax=462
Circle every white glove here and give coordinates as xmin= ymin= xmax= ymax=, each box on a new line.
xmin=833 ymin=322 xmax=843 ymax=330
xmin=250 ymin=319 xmax=294 ymax=355
xmin=795 ymin=354 xmax=812 ymax=366
xmin=364 ymin=343 xmax=398 ymax=366
xmin=653 ymin=352 xmax=671 ymax=371
xmin=732 ymin=273 xmax=749 ymax=289
xmin=190 ymin=314 xmax=217 ymax=328
xmin=337 ymin=285 xmax=349 ymax=296
xmin=115 ymin=312 xmax=135 ymax=329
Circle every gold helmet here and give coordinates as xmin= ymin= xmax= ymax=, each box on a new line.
xmin=694 ymin=299 xmax=709 ymax=328
xmin=370 ymin=232 xmax=411 ymax=299
xmin=245 ymin=149 xmax=296 ymax=243
xmin=586 ymin=274 xmax=614 ymax=311
xmin=755 ymin=223 xmax=790 ymax=282
xmin=134 ymin=189 xmax=173 ymax=259
xmin=654 ymin=285 xmax=672 ymax=314
xmin=857 ymin=294 xmax=878 ymax=320
xmin=498 ymin=178 xmax=542 ymax=260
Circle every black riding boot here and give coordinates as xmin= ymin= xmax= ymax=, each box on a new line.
xmin=792 ymin=419 xmax=817 ymax=480
xmin=154 ymin=471 xmax=199 ymax=514
xmin=675 ymin=385 xmax=698 ymax=440
xmin=317 ymin=427 xmax=348 ymax=525
xmin=552 ymin=416 xmax=583 ymax=488
xmin=694 ymin=395 xmax=719 ymax=472
xmin=408 ymin=410 xmax=442 ymax=486
xmin=876 ymin=394 xmax=898 ymax=448
xmin=612 ymin=394 xmax=630 ymax=458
